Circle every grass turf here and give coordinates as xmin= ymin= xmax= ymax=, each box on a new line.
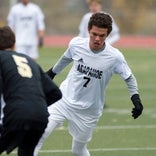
xmin=2 ymin=46 xmax=156 ymax=156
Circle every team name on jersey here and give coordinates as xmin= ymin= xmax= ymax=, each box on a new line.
xmin=20 ymin=16 xmax=33 ymax=21
xmin=77 ymin=64 xmax=103 ymax=79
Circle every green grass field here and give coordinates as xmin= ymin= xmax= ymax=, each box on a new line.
xmin=3 ymin=46 xmax=156 ymax=156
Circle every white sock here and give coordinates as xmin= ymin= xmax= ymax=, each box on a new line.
xmin=72 ymin=140 xmax=90 ymax=156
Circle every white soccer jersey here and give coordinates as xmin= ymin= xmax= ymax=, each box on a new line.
xmin=7 ymin=2 xmax=45 ymax=45
xmin=54 ymin=37 xmax=132 ymax=116
xmin=78 ymin=12 xmax=92 ymax=38
xmin=78 ymin=12 xmax=120 ymax=45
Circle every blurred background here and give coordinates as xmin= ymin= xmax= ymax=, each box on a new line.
xmin=0 ymin=2 xmax=156 ymax=155
xmin=0 ymin=0 xmax=156 ymax=36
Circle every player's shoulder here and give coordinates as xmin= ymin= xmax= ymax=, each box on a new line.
xmin=0 ymin=51 xmax=15 ymax=63
xmin=10 ymin=3 xmax=21 ymax=11
xmin=0 ymin=50 xmax=12 ymax=56
xmin=69 ymin=36 xmax=88 ymax=47
xmin=28 ymin=2 xmax=42 ymax=10
xmin=82 ymin=12 xmax=92 ymax=20
xmin=0 ymin=51 xmax=6 ymax=60
xmin=28 ymin=2 xmax=39 ymax=7
xmin=105 ymin=42 xmax=124 ymax=59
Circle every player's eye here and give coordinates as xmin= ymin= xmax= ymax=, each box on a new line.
xmin=92 ymin=32 xmax=98 ymax=36
xmin=99 ymin=34 xmax=105 ymax=38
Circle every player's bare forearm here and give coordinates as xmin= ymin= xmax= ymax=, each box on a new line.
xmin=38 ymin=30 xmax=45 ymax=47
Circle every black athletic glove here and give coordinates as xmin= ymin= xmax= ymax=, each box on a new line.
xmin=131 ymin=94 xmax=143 ymax=119
xmin=46 ymin=68 xmax=56 ymax=80
xmin=39 ymin=37 xmax=44 ymax=47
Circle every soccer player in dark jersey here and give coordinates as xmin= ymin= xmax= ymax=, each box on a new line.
xmin=0 ymin=26 xmax=62 ymax=156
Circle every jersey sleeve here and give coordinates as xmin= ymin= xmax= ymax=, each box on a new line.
xmin=52 ymin=55 xmax=72 ymax=74
xmin=53 ymin=37 xmax=82 ymax=74
xmin=125 ymin=74 xmax=139 ymax=97
xmin=114 ymin=51 xmax=132 ymax=80
xmin=7 ymin=7 xmax=15 ymax=30
xmin=78 ymin=15 xmax=88 ymax=37
xmin=64 ymin=37 xmax=81 ymax=58
xmin=106 ymin=15 xmax=120 ymax=44
xmin=78 ymin=13 xmax=91 ymax=37
xmin=36 ymin=6 xmax=45 ymax=31
xmin=0 ymin=64 xmax=2 ymax=121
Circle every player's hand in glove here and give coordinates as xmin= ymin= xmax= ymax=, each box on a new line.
xmin=46 ymin=67 xmax=56 ymax=80
xmin=131 ymin=94 xmax=143 ymax=119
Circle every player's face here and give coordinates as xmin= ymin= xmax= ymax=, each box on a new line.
xmin=89 ymin=25 xmax=108 ymax=51
xmin=21 ymin=0 xmax=29 ymax=5
xmin=89 ymin=2 xmax=102 ymax=13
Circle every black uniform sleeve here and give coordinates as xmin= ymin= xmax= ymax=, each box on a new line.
xmin=0 ymin=69 xmax=3 ymax=132
xmin=41 ymin=68 xmax=62 ymax=106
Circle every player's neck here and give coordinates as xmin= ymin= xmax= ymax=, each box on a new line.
xmin=91 ymin=44 xmax=105 ymax=53
xmin=22 ymin=2 xmax=29 ymax=5
xmin=5 ymin=45 xmax=15 ymax=51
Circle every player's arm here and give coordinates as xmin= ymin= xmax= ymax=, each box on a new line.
xmin=37 ymin=7 xmax=45 ymax=48
xmin=125 ymin=74 xmax=143 ymax=119
xmin=38 ymin=30 xmax=44 ymax=47
xmin=41 ymin=69 xmax=62 ymax=106
xmin=106 ymin=22 xmax=120 ymax=45
xmin=47 ymin=55 xmax=73 ymax=80
xmin=78 ymin=14 xmax=90 ymax=37
xmin=115 ymin=52 xmax=143 ymax=119
xmin=0 ymin=72 xmax=3 ymax=132
xmin=7 ymin=9 xmax=15 ymax=31
xmin=78 ymin=16 xmax=86 ymax=37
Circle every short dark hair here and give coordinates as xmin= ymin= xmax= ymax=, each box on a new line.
xmin=0 ymin=26 xmax=15 ymax=50
xmin=88 ymin=12 xmax=113 ymax=36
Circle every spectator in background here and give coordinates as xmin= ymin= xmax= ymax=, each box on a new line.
xmin=78 ymin=0 xmax=120 ymax=45
xmin=7 ymin=0 xmax=45 ymax=61
xmin=0 ymin=26 xmax=62 ymax=156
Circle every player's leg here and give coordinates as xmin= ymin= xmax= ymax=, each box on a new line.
xmin=18 ymin=129 xmax=45 ymax=156
xmin=27 ymin=45 xmax=39 ymax=61
xmin=72 ymin=139 xmax=90 ymax=156
xmin=34 ymin=101 xmax=66 ymax=156
xmin=33 ymin=120 xmax=59 ymax=156
xmin=0 ymin=130 xmax=18 ymax=154
xmin=68 ymin=120 xmax=93 ymax=156
xmin=15 ymin=45 xmax=38 ymax=61
xmin=15 ymin=45 xmax=28 ymax=56
xmin=68 ymin=109 xmax=98 ymax=156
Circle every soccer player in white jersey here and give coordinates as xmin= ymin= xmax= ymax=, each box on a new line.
xmin=78 ymin=0 xmax=120 ymax=45
xmin=7 ymin=0 xmax=45 ymax=60
xmin=34 ymin=12 xmax=143 ymax=156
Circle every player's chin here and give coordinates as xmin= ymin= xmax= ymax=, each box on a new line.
xmin=93 ymin=44 xmax=101 ymax=50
